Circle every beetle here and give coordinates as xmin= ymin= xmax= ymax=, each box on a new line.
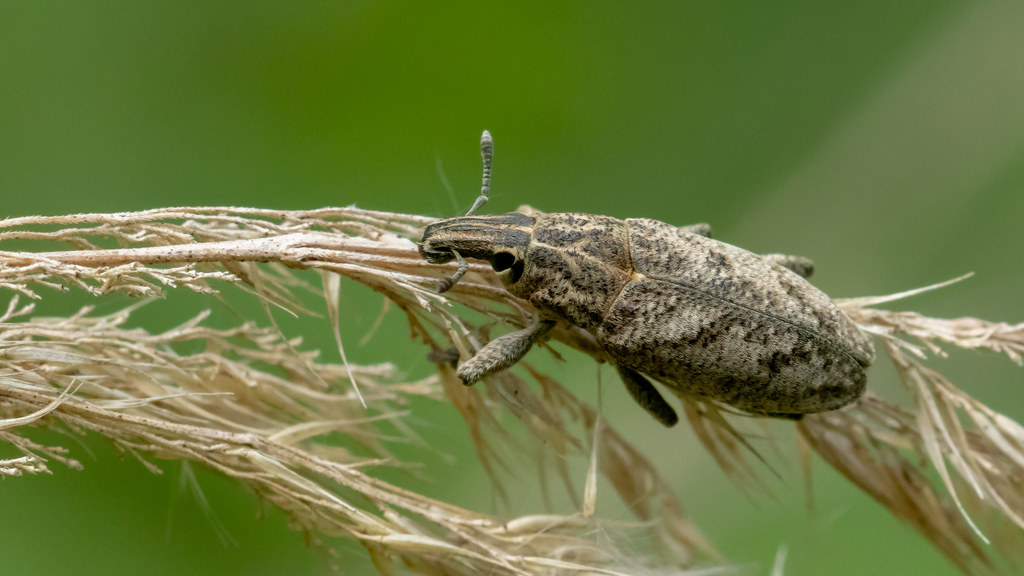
xmin=419 ymin=132 xmax=874 ymax=426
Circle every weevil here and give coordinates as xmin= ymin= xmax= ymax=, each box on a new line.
xmin=419 ymin=131 xmax=874 ymax=426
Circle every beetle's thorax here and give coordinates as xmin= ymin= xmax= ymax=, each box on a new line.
xmin=513 ymin=213 xmax=633 ymax=330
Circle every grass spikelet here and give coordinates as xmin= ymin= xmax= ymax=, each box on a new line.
xmin=0 ymin=207 xmax=1022 ymax=574
xmin=796 ymin=289 xmax=1024 ymax=573
xmin=0 ymin=207 xmax=719 ymax=575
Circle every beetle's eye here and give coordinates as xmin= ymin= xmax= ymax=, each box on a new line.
xmin=491 ymin=252 xmax=524 ymax=283
xmin=492 ymin=252 xmax=516 ymax=272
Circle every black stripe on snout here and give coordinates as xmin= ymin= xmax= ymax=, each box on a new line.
xmin=422 ymin=212 xmax=536 ymax=241
xmin=420 ymin=212 xmax=535 ymax=262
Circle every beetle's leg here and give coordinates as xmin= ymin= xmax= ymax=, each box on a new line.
xmin=464 ymin=130 xmax=493 ymax=216
xmin=457 ymin=319 xmax=556 ymax=384
xmin=763 ymin=254 xmax=814 ymax=279
xmin=616 ymin=365 xmax=679 ymax=427
xmin=515 ymin=204 xmax=544 ymax=216
xmin=762 ymin=412 xmax=804 ymax=421
xmin=436 ymin=250 xmax=469 ymax=293
xmin=679 ymin=223 xmax=712 ymax=238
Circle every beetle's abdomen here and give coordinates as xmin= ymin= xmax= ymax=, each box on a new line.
xmin=595 ymin=218 xmax=873 ymax=415
xmin=597 ymin=279 xmax=868 ymax=414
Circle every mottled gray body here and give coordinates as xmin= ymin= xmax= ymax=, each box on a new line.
xmin=419 ymin=211 xmax=874 ymax=422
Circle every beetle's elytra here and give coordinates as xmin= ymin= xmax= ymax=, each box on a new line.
xmin=419 ymin=132 xmax=874 ymax=426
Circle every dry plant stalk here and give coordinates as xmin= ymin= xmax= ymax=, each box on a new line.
xmin=0 ymin=206 xmax=1022 ymax=575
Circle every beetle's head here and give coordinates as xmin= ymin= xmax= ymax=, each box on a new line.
xmin=419 ymin=212 xmax=536 ymax=286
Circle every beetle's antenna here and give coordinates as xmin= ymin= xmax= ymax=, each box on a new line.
xmin=435 ymin=131 xmax=491 ymax=293
xmin=437 ymin=249 xmax=469 ymax=293
xmin=464 ymin=130 xmax=492 ymax=216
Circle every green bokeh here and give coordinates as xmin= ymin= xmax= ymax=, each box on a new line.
xmin=2 ymin=2 xmax=1023 ymax=575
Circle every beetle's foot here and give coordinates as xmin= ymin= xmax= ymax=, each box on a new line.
xmin=679 ymin=223 xmax=712 ymax=238
xmin=516 ymin=204 xmax=544 ymax=216
xmin=763 ymin=254 xmax=814 ymax=279
xmin=762 ymin=412 xmax=804 ymax=421
xmin=436 ymin=276 xmax=456 ymax=293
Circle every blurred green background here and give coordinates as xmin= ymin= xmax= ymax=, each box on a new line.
xmin=3 ymin=2 xmax=1024 ymax=575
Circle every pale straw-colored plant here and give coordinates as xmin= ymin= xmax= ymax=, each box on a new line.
xmin=0 ymin=206 xmax=1021 ymax=575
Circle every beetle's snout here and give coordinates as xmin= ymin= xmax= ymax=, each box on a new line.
xmin=418 ymin=213 xmax=536 ymax=265
xmin=418 ymin=219 xmax=460 ymax=263
xmin=417 ymin=241 xmax=454 ymax=264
